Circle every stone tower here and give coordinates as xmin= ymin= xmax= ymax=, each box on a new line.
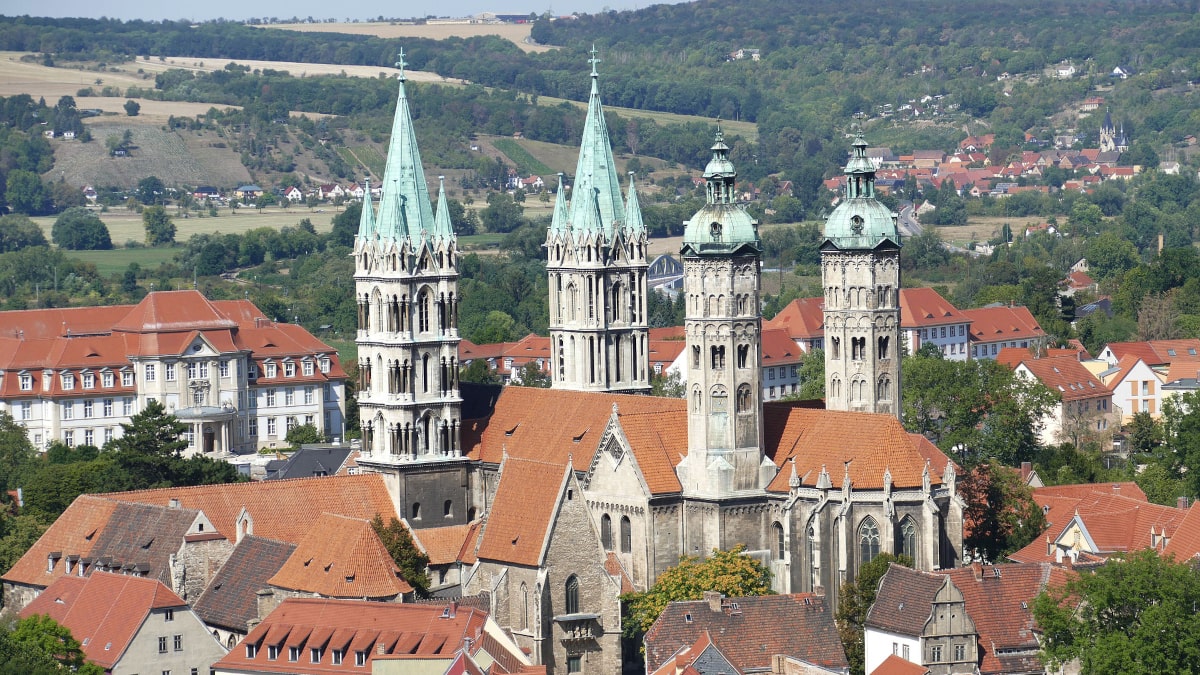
xmin=821 ymin=133 xmax=902 ymax=417
xmin=546 ymin=49 xmax=650 ymax=394
xmin=1099 ymin=107 xmax=1128 ymax=153
xmin=353 ymin=53 xmax=463 ymax=466
xmin=675 ymin=127 xmax=775 ymax=500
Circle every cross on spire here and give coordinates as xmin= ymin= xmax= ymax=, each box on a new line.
xmin=589 ymin=44 xmax=600 ymax=76
xmin=395 ymin=48 xmax=407 ymax=80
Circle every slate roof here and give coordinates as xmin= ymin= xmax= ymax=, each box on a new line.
xmin=864 ymin=564 xmax=944 ymax=637
xmin=644 ymin=593 xmax=847 ymax=674
xmin=476 ymin=457 xmax=569 ymax=567
xmin=20 ymin=572 xmax=187 ymax=670
xmin=649 ymin=631 xmax=738 ymax=675
xmin=85 ymin=501 xmax=206 ymax=585
xmin=267 ymin=513 xmax=413 ymax=598
xmin=264 ymin=446 xmax=356 ymax=480
xmin=212 ymin=598 xmax=498 ymax=674
xmin=192 ymin=535 xmax=297 ymax=632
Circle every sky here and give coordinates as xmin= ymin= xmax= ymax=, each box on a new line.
xmin=31 ymin=1 xmax=687 ymax=22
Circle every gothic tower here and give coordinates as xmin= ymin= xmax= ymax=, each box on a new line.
xmin=676 ymin=127 xmax=775 ymax=503
xmin=546 ymin=49 xmax=650 ymax=394
xmin=353 ymin=53 xmax=464 ymax=472
xmin=1099 ymin=107 xmax=1128 ymax=154
xmin=822 ymin=133 xmax=902 ymax=417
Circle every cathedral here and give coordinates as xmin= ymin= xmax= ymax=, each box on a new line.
xmin=352 ymin=54 xmax=964 ymax=674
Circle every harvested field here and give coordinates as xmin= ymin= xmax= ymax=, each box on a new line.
xmin=32 ymin=208 xmax=338 ymax=246
xmin=67 ymin=247 xmax=180 ymax=276
xmin=264 ymin=22 xmax=554 ymax=53
xmin=934 ymin=217 xmax=1034 ymax=246
xmin=52 ymin=121 xmax=251 ymax=190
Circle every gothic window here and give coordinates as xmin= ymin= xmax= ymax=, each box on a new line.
xmin=897 ymin=516 xmax=917 ymax=563
xmin=830 ymin=376 xmax=841 ymax=400
xmin=417 ymin=289 xmax=431 ymax=333
xmin=620 ymin=516 xmax=632 ymax=553
xmin=737 ymin=344 xmax=749 ymax=369
xmin=567 ymin=283 xmax=579 ymax=322
xmin=851 ymin=337 xmax=866 ymax=361
xmin=710 ymin=346 xmax=726 ymax=370
xmin=773 ymin=522 xmax=785 ymax=560
xmin=564 ymin=575 xmax=580 ymax=614
xmin=877 ymin=336 xmax=890 ymax=360
xmin=831 ymin=337 xmax=840 ymax=359
xmin=520 ymin=583 xmax=529 ymax=630
xmin=692 ymin=387 xmax=702 ymax=412
xmin=877 ymin=375 xmax=892 ymax=402
xmin=737 ymin=294 xmax=747 ymax=314
xmin=807 ymin=525 xmax=819 ymax=591
xmin=600 ymin=514 xmax=612 ymax=550
xmin=736 ymin=384 xmax=752 ymax=414
xmin=859 ymin=518 xmax=880 ymax=564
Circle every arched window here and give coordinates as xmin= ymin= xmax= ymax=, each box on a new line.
xmin=443 ymin=500 xmax=453 ymax=518
xmin=807 ymin=525 xmax=819 ymax=592
xmin=417 ymin=289 xmax=431 ymax=333
xmin=467 ymin=507 xmax=477 ymax=521
xmin=620 ymin=516 xmax=632 ymax=553
xmin=877 ymin=336 xmax=890 ymax=359
xmin=520 ymin=582 xmax=529 ymax=630
xmin=600 ymin=514 xmax=613 ymax=550
xmin=897 ymin=516 xmax=918 ymax=563
xmin=830 ymin=337 xmax=840 ymax=359
xmin=736 ymin=384 xmax=752 ymax=413
xmin=411 ymin=502 xmax=421 ymax=520
xmin=859 ymin=518 xmax=880 ymax=564
xmin=565 ymin=575 xmax=580 ymax=614
xmin=773 ymin=522 xmax=785 ymax=560
xmin=737 ymin=344 xmax=749 ymax=369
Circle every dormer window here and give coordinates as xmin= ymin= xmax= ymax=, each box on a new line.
xmin=18 ymin=373 xmax=31 ymax=391
xmin=284 ymin=362 xmax=296 ymax=378
xmin=709 ymin=222 xmax=722 ymax=239
xmin=122 ymin=370 xmax=134 ymax=387
xmin=61 ymin=373 xmax=74 ymax=390
xmin=302 ymin=360 xmax=314 ymax=376
xmin=102 ymin=371 xmax=113 ymax=388
xmin=82 ymin=373 xmax=95 ymax=389
xmin=320 ymin=357 xmax=330 ymax=374
xmin=266 ymin=363 xmax=278 ymax=378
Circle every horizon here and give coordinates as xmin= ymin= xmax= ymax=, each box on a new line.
xmin=22 ymin=0 xmax=688 ymax=23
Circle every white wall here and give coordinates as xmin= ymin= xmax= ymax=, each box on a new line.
xmin=865 ymin=628 xmax=921 ymax=675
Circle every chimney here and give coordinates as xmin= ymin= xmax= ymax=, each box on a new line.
xmin=1179 ymin=496 xmax=1190 ymax=510
xmin=971 ymin=562 xmax=983 ymax=580
xmin=255 ymin=588 xmax=280 ymax=622
xmin=1021 ymin=461 xmax=1031 ymax=477
xmin=168 ymin=498 xmax=180 ymax=508
xmin=704 ymin=591 xmax=723 ymax=613
xmin=1112 ymin=483 xmax=1121 ymax=495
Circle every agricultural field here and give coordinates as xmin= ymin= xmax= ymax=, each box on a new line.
xmin=338 ymin=145 xmax=387 ymax=177
xmin=65 ymin=247 xmax=180 ymax=276
xmin=264 ymin=22 xmax=553 ymax=53
xmin=935 ymin=217 xmax=1028 ymax=247
xmin=31 ymin=207 xmax=338 ymax=246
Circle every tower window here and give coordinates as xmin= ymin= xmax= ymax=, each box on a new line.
xmin=877 ymin=336 xmax=890 ymax=359
xmin=620 ymin=516 xmax=632 ymax=553
xmin=601 ymin=514 xmax=612 ymax=550
xmin=565 ymin=575 xmax=580 ymax=614
xmin=710 ymin=346 xmax=726 ymax=369
xmin=737 ymin=344 xmax=749 ymax=369
xmin=831 ymin=337 xmax=840 ymax=359
xmin=736 ymin=384 xmax=752 ymax=413
xmin=851 ymin=337 xmax=866 ymax=361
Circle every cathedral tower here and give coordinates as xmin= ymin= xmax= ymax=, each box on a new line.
xmin=353 ymin=53 xmax=463 ymax=466
xmin=676 ymin=127 xmax=774 ymax=499
xmin=546 ymin=49 xmax=650 ymax=394
xmin=821 ymin=133 xmax=902 ymax=417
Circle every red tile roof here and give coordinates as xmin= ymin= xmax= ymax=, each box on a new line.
xmin=112 ymin=290 xmax=240 ymax=333
xmin=21 ymin=572 xmax=186 ymax=669
xmin=1164 ymin=502 xmax=1200 ymax=562
xmin=476 ymin=457 xmax=570 ymax=566
xmin=1013 ymin=355 xmax=1109 ymax=402
xmin=645 ymin=594 xmax=847 ymax=674
xmin=962 ymin=306 xmax=1045 ymax=345
xmin=1103 ymin=339 xmax=1200 ymax=365
xmin=2 ymin=494 xmax=118 ymax=590
xmin=762 ymin=327 xmax=803 ymax=366
xmin=899 ymin=287 xmax=969 ymax=328
xmin=267 ymin=513 xmax=412 ymax=598
xmin=871 ymin=654 xmax=929 ymax=675
xmin=412 ymin=522 xmax=479 ymax=566
xmin=764 ymin=298 xmax=824 ymax=341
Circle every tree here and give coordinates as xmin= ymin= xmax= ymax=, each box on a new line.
xmin=142 ymin=205 xmax=176 ymax=245
xmin=794 ymin=348 xmax=825 ymax=400
xmin=370 ymin=514 xmax=431 ymax=596
xmin=513 ymin=361 xmax=551 ymax=388
xmin=836 ymin=553 xmax=912 ymax=675
xmin=0 ymin=214 xmax=46 ymax=253
xmin=480 ymin=191 xmax=524 ymax=233
xmin=111 ymin=398 xmax=188 ymax=458
xmin=285 ymin=423 xmax=322 ymax=448
xmin=5 ymin=170 xmax=50 ymax=215
xmin=0 ymin=511 xmax=49 ymax=576
xmin=650 ymin=370 xmax=685 ymax=398
xmin=622 ymin=545 xmax=772 ymax=638
xmin=1035 ymin=549 xmax=1200 ymax=675
xmin=123 ymin=99 xmax=140 ymax=116
xmin=1086 ymin=231 xmax=1139 ymax=281
xmin=50 ymin=207 xmax=112 ymax=250
xmin=7 ymin=615 xmax=102 ymax=674
xmin=329 ymin=201 xmax=360 ymax=247
xmin=958 ymin=459 xmax=1046 ymax=562
xmin=135 ymin=175 xmax=164 ymax=205
xmin=459 ymin=359 xmax=501 ymax=385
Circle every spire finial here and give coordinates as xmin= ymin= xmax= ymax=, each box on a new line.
xmin=714 ymin=117 xmax=724 ymax=143
xmin=395 ymin=48 xmax=407 ymax=81
xmin=589 ymin=44 xmax=600 ymax=77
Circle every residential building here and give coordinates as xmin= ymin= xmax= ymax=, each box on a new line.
xmin=1007 ymin=353 xmax=1115 ymax=447
xmin=764 ymin=297 xmax=825 ymax=353
xmin=20 ymin=572 xmax=227 ymax=675
xmin=761 ymin=328 xmax=803 ymax=400
xmin=962 ymin=305 xmax=1046 ymax=359
xmin=191 ymin=534 xmax=297 ymax=649
xmin=264 ymin=445 xmax=357 ymax=480
xmin=900 ymin=288 xmax=971 ymax=360
xmin=644 ymin=592 xmax=848 ymax=675
xmin=1096 ymin=338 xmax=1200 ymax=367
xmin=1099 ymin=355 xmax=1165 ymax=421
xmin=0 ymin=290 xmax=347 ymax=454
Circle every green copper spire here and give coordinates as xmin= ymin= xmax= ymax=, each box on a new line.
xmin=682 ymin=124 xmax=759 ymax=255
xmin=357 ymin=178 xmax=376 ymax=241
xmin=556 ymin=46 xmax=625 ymax=239
xmin=376 ymin=49 xmax=436 ymax=242
xmin=432 ymin=175 xmax=454 ymax=239
xmin=551 ymin=173 xmax=569 ymax=229
xmin=823 ymin=131 xmax=899 ymax=250
xmin=624 ymin=172 xmax=645 ymax=235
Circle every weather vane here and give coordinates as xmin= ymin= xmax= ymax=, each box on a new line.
xmin=396 ymin=48 xmax=407 ymax=79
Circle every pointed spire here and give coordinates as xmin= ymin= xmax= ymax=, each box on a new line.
xmin=567 ymin=46 xmax=625 ymax=239
xmin=357 ymin=178 xmax=375 ymax=241
xmin=624 ymin=172 xmax=645 ymax=235
xmin=376 ymin=47 xmax=437 ymax=242
xmin=550 ymin=173 xmax=570 ymax=234
xmin=843 ymin=130 xmax=876 ymax=199
xmin=433 ymin=176 xmax=454 ymax=239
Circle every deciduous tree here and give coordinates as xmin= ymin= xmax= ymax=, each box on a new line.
xmin=142 ymin=205 xmax=176 ymax=245
xmin=7 ymin=614 xmax=102 ymax=674
xmin=837 ymin=553 xmax=912 ymax=675
xmin=370 ymin=514 xmax=431 ymax=597
xmin=958 ymin=459 xmax=1046 ymax=562
xmin=51 ymin=207 xmax=111 ymax=250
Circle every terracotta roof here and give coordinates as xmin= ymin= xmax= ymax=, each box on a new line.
xmin=644 ymin=594 xmax=847 ymax=674
xmin=457 ymin=520 xmax=483 ymax=566
xmin=1065 ymin=271 xmax=1095 ymax=289
xmin=267 ymin=513 xmax=413 ymax=598
xmin=1010 ymin=490 xmax=1183 ymax=564
xmin=1164 ymin=358 xmax=1200 ymax=384
xmin=616 ymin=407 xmax=688 ymax=494
xmin=108 ymin=473 xmax=398 ymax=545
xmin=1104 ymin=339 xmax=1200 ymax=365
xmin=213 ymin=597 xmax=494 ymax=674
xmin=762 ymin=327 xmax=803 ymax=366
xmin=942 ymin=563 xmax=1069 ymax=675
xmin=649 ymin=339 xmax=687 ymax=368
xmin=112 ymin=290 xmax=239 ymax=333
xmin=649 ymin=631 xmax=737 ymax=675
xmin=650 ymin=326 xmax=686 ymax=340
xmin=475 ymin=457 xmax=569 ymax=567
xmin=1163 ymin=502 xmax=1200 ymax=562
xmin=1101 ymin=354 xmax=1151 ymax=391
xmin=900 ymin=287 xmax=969 ymax=328
xmin=871 ymin=654 xmax=929 ymax=675
xmin=604 ymin=552 xmax=635 ymax=594
xmin=764 ymin=298 xmax=824 ymax=341
xmin=20 ymin=572 xmax=186 ymax=669
xmin=192 ymin=535 xmax=297 ymax=632
xmin=1014 ymin=355 xmax=1109 ymax=402
xmin=1033 ymin=482 xmax=1146 ymax=502
xmin=962 ymin=305 xmax=1045 ymax=344
xmin=412 ymin=522 xmax=479 ymax=566
xmin=2 ymin=494 xmax=118 ymax=589
xmin=864 ymin=564 xmax=943 ymax=636
xmin=765 ymin=406 xmax=950 ymax=492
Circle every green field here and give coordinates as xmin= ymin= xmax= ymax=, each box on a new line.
xmin=339 ymin=145 xmax=387 ymax=177
xmin=33 ymin=207 xmax=341 ymax=246
xmin=66 ymin=247 xmax=182 ymax=275
xmin=493 ymin=138 xmax=554 ymax=176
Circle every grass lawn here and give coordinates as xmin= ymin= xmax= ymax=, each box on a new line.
xmin=67 ymin=247 xmax=181 ymax=276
